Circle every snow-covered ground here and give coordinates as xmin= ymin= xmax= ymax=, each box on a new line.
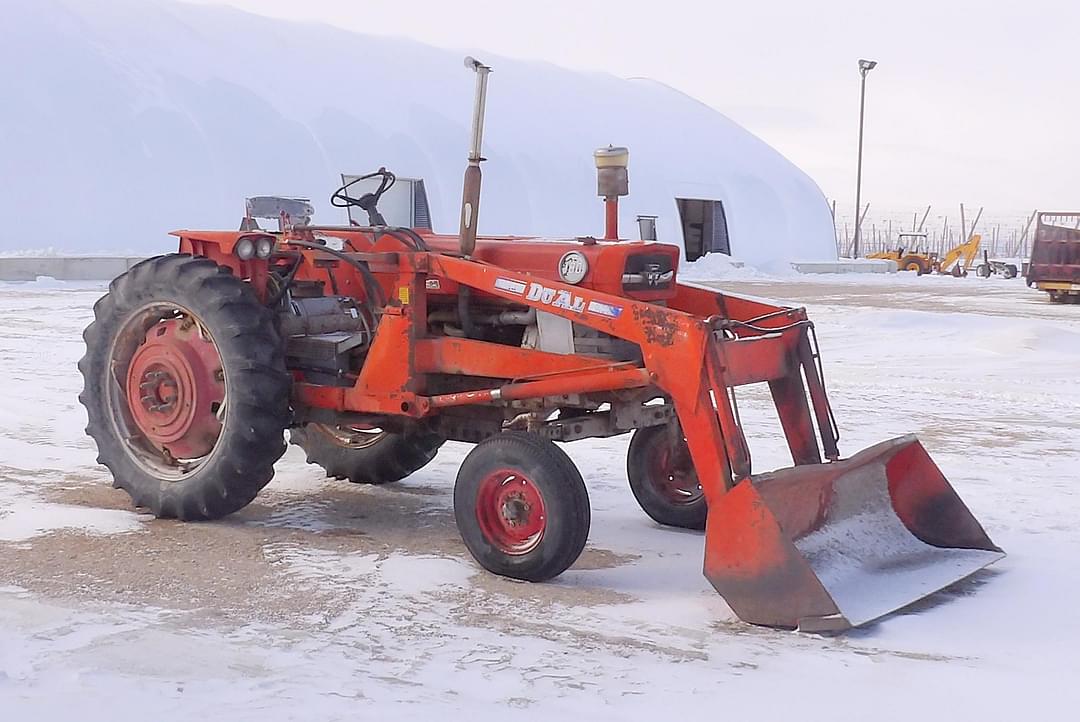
xmin=1 ymin=273 xmax=1078 ymax=720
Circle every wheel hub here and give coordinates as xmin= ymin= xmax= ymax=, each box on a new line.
xmin=138 ymin=368 xmax=179 ymax=413
xmin=500 ymin=492 xmax=533 ymax=527
xmin=652 ymin=444 xmax=704 ymax=505
xmin=476 ymin=470 xmax=547 ymax=554
xmin=124 ymin=318 xmax=225 ymax=459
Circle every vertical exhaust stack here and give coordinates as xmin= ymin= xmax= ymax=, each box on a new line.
xmin=595 ymin=146 xmax=629 ymax=240
xmin=459 ymin=57 xmax=492 ymax=257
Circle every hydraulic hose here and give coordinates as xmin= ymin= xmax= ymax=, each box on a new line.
xmin=283 ymin=239 xmax=387 ymax=312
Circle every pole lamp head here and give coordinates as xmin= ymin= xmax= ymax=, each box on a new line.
xmin=858 ymin=59 xmax=878 ymax=77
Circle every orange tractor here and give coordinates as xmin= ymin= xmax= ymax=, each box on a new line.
xmin=79 ymin=58 xmax=1003 ymax=631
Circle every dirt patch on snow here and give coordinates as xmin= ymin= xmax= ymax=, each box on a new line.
xmin=1 ymin=474 xmax=636 ymax=626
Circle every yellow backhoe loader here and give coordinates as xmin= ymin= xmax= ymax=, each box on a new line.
xmin=869 ymin=233 xmax=981 ymax=276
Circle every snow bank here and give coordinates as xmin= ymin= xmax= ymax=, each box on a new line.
xmin=0 ymin=0 xmax=836 ymax=267
xmin=681 ymin=253 xmax=772 ymax=281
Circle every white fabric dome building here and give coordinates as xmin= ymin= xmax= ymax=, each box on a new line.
xmin=1 ymin=0 xmax=837 ymax=270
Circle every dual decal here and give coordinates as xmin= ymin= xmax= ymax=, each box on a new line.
xmin=493 ymin=278 xmax=623 ymax=319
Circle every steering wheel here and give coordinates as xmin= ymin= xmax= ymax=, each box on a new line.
xmin=331 ymin=168 xmax=396 ymax=226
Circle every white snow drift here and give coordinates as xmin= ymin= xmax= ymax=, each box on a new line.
xmin=0 ymin=0 xmax=835 ymax=268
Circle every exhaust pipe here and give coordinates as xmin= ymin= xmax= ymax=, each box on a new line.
xmin=459 ymin=56 xmax=492 ymax=257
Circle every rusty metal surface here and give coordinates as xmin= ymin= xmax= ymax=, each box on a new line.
xmin=704 ymin=436 xmax=1004 ymax=631
xmin=1027 ymin=212 xmax=1080 ymax=284
xmin=428 ymin=367 xmax=651 ymax=408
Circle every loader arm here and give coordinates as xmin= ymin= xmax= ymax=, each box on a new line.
xmin=280 ymin=244 xmax=1001 ymax=631
xmin=425 ymin=253 xmax=1001 ymax=630
xmin=940 ymin=234 xmax=982 ymax=273
xmin=426 ymin=254 xmax=839 ymax=502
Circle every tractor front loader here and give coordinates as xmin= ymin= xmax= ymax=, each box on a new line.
xmin=79 ymin=58 xmax=1003 ymax=632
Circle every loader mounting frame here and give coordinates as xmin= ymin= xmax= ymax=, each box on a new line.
xmin=275 ymin=246 xmax=840 ymax=502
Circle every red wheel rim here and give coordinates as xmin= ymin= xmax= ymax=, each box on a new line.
xmin=124 ymin=317 xmax=225 ymax=460
xmin=475 ymin=469 xmax=547 ymax=555
xmin=649 ymin=439 xmax=703 ymax=506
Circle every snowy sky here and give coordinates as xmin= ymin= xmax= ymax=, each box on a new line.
xmin=180 ymin=0 xmax=1077 ymax=219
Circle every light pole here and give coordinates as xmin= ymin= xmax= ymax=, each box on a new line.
xmin=852 ymin=58 xmax=877 ymax=258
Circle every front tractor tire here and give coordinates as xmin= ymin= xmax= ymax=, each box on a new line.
xmin=79 ymin=254 xmax=290 ymax=521
xmin=289 ymin=424 xmax=444 ymax=484
xmin=454 ymin=432 xmax=590 ymax=582
xmin=626 ymin=425 xmax=708 ymax=530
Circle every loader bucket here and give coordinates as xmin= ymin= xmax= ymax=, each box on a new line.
xmin=704 ymin=435 xmax=1004 ymax=632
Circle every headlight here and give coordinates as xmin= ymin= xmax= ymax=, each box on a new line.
xmin=558 ymin=251 xmax=589 ymax=284
xmin=256 ymin=237 xmax=274 ymax=259
xmin=235 ymin=237 xmax=256 ymax=260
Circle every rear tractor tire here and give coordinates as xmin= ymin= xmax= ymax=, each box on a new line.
xmin=290 ymin=424 xmax=443 ymax=484
xmin=627 ymin=425 xmax=708 ymax=530
xmin=1003 ymin=264 xmax=1018 ymax=279
xmin=898 ymin=255 xmax=929 ymax=275
xmin=79 ymin=254 xmax=291 ymax=521
xmin=454 ymin=431 xmax=590 ymax=582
